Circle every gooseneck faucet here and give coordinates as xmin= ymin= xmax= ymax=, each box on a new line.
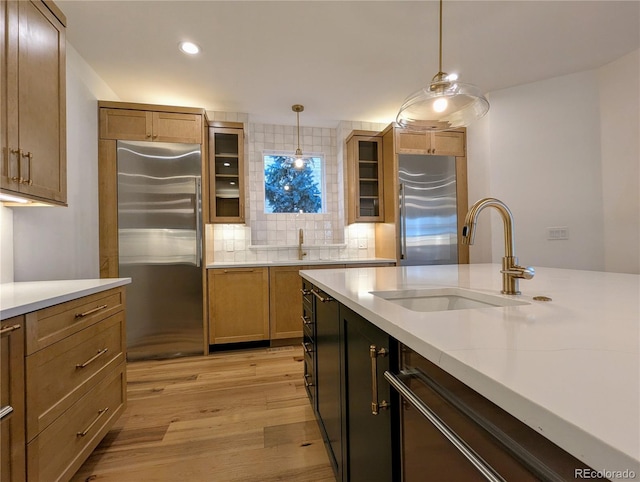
xmin=461 ymin=198 xmax=534 ymax=295
xmin=298 ymin=228 xmax=307 ymax=260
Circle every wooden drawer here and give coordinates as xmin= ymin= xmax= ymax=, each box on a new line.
xmin=26 ymin=363 xmax=126 ymax=482
xmin=25 ymin=287 xmax=125 ymax=355
xmin=26 ymin=312 xmax=125 ymax=441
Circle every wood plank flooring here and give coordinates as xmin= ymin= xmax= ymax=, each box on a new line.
xmin=72 ymin=346 xmax=335 ymax=482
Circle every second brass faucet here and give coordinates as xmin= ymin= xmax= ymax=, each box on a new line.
xmin=298 ymin=228 xmax=307 ymax=260
xmin=461 ymin=198 xmax=534 ymax=295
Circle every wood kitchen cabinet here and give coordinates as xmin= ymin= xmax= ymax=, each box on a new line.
xmin=99 ymin=105 xmax=202 ymax=144
xmin=209 ymin=122 xmax=245 ymax=223
xmin=1 ymin=0 xmax=67 ymax=205
xmin=269 ymin=265 xmax=304 ymax=340
xmin=346 ymin=132 xmax=384 ymax=223
xmin=1 ymin=316 xmax=25 ymax=482
xmin=208 ymin=267 xmax=269 ymax=344
xmin=395 ymin=128 xmax=465 ymax=156
xmin=23 ymin=286 xmax=127 ymax=482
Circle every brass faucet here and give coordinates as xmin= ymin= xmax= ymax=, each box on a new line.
xmin=298 ymin=228 xmax=307 ymax=260
xmin=461 ymin=198 xmax=534 ymax=295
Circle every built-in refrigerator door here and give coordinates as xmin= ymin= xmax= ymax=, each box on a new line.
xmin=117 ymin=140 xmax=203 ymax=360
xmin=398 ymin=154 xmax=458 ymax=266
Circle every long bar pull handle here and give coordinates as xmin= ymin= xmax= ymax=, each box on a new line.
xmin=75 ymin=304 xmax=108 ymax=318
xmin=301 ymin=342 xmax=313 ymax=355
xmin=384 ymin=371 xmax=505 ymax=482
xmin=77 ymin=407 xmax=109 ymax=437
xmin=9 ymin=149 xmax=23 ymax=183
xmin=76 ymin=348 xmax=109 ymax=369
xmin=0 ymin=405 xmax=14 ymax=421
xmin=300 ymin=315 xmax=313 ymax=326
xmin=399 ymin=183 xmax=407 ymax=260
xmin=300 ymin=288 xmax=311 ymax=295
xmin=0 ymin=324 xmax=21 ymax=336
xmin=195 ymin=178 xmax=202 ymax=268
xmin=370 ymin=345 xmax=389 ymax=415
xmin=311 ymin=289 xmax=333 ymax=303
xmin=22 ymin=151 xmax=33 ymax=185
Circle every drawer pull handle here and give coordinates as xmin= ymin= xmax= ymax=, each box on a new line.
xmin=370 ymin=345 xmax=389 ymax=415
xmin=300 ymin=288 xmax=311 ymax=295
xmin=76 ymin=348 xmax=109 ymax=369
xmin=311 ymin=289 xmax=333 ymax=303
xmin=300 ymin=315 xmax=313 ymax=325
xmin=0 ymin=405 xmax=14 ymax=421
xmin=304 ymin=374 xmax=314 ymax=388
xmin=77 ymin=407 xmax=109 ymax=437
xmin=301 ymin=342 xmax=313 ymax=355
xmin=75 ymin=304 xmax=108 ymax=318
xmin=0 ymin=324 xmax=21 ymax=336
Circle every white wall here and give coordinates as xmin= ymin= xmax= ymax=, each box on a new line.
xmin=0 ymin=206 xmax=14 ymax=282
xmin=465 ymin=56 xmax=640 ymax=273
xmin=11 ymin=45 xmax=118 ymax=281
xmin=598 ymin=50 xmax=640 ymax=274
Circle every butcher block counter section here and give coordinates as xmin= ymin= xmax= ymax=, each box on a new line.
xmin=299 ymin=263 xmax=639 ymax=478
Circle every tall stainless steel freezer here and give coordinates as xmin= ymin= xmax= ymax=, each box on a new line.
xmin=398 ymin=154 xmax=459 ymax=266
xmin=117 ymin=140 xmax=203 ymax=360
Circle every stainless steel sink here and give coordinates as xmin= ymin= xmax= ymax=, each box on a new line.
xmin=369 ymin=287 xmax=529 ymax=312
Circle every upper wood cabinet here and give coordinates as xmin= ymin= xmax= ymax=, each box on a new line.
xmin=99 ymin=107 xmax=202 ymax=144
xmin=209 ymin=123 xmax=245 ymax=223
xmin=346 ymin=131 xmax=384 ymax=223
xmin=395 ymin=129 xmax=465 ymax=157
xmin=1 ymin=0 xmax=67 ymax=205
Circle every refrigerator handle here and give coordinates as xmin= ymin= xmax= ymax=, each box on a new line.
xmin=399 ymin=183 xmax=406 ymax=260
xmin=195 ymin=178 xmax=202 ymax=268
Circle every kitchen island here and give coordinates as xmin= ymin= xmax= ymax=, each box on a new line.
xmin=300 ymin=263 xmax=639 ymax=479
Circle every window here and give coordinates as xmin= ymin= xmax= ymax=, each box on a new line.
xmin=264 ymin=154 xmax=324 ymax=213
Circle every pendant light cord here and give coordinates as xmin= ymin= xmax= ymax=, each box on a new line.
xmin=438 ymin=0 xmax=443 ymax=74
xmin=296 ymin=110 xmax=301 ymax=153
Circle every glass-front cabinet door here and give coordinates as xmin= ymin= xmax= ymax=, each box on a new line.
xmin=209 ymin=124 xmax=245 ymax=223
xmin=346 ymin=133 xmax=384 ymax=223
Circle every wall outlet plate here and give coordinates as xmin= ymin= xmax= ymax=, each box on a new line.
xmin=358 ymin=239 xmax=368 ymax=249
xmin=547 ymin=227 xmax=569 ymax=240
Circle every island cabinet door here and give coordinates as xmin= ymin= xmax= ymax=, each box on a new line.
xmin=341 ymin=306 xmax=395 ymax=482
xmin=313 ymin=286 xmax=343 ymax=481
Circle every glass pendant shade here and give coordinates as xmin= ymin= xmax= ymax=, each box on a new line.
xmin=396 ymin=77 xmax=489 ymax=131
xmin=396 ymin=0 xmax=489 ymax=132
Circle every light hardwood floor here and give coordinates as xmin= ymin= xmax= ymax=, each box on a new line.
xmin=72 ymin=346 xmax=335 ymax=482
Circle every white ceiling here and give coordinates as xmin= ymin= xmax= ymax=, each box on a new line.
xmin=58 ymin=0 xmax=639 ymax=127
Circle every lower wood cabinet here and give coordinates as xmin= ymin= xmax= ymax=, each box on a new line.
xmin=1 ymin=317 xmax=26 ymax=482
xmin=269 ymin=265 xmax=304 ymax=340
xmin=208 ymin=267 xmax=270 ymax=344
xmin=0 ymin=286 xmax=127 ymax=482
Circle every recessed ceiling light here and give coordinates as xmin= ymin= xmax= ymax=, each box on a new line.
xmin=179 ymin=41 xmax=200 ymax=55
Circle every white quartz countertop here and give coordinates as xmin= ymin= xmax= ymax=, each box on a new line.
xmin=0 ymin=278 xmax=132 ymax=320
xmin=207 ymin=258 xmax=395 ymax=269
xmin=299 ymin=263 xmax=640 ymax=477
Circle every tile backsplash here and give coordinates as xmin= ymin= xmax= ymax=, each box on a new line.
xmin=205 ymin=112 xmax=388 ymax=263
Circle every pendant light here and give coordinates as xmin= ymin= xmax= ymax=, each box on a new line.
xmin=292 ymin=104 xmax=305 ymax=169
xmin=396 ymin=0 xmax=489 ymax=131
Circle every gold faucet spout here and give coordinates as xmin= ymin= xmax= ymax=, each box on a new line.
xmin=298 ymin=228 xmax=307 ymax=260
xmin=462 ymin=198 xmax=534 ymax=295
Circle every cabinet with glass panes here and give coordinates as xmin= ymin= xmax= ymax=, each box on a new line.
xmin=209 ymin=123 xmax=245 ymax=223
xmin=345 ymin=132 xmax=384 ymax=223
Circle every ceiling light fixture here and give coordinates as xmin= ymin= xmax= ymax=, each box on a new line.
xmin=179 ymin=41 xmax=200 ymax=55
xmin=292 ymin=104 xmax=305 ymax=169
xmin=396 ymin=0 xmax=489 ymax=131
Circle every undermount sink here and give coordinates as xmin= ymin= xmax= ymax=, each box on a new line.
xmin=369 ymin=287 xmax=529 ymax=312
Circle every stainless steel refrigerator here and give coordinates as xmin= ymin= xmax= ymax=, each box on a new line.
xmin=117 ymin=140 xmax=203 ymax=360
xmin=398 ymin=154 xmax=458 ymax=266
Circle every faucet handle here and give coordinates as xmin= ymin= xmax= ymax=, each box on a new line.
xmin=501 ymin=265 xmax=535 ymax=280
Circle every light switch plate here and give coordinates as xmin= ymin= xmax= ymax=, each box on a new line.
xmin=547 ymin=227 xmax=569 ymax=240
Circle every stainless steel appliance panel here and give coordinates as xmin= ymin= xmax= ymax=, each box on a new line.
xmin=117 ymin=140 xmax=203 ymax=360
xmin=398 ymin=154 xmax=458 ymax=266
